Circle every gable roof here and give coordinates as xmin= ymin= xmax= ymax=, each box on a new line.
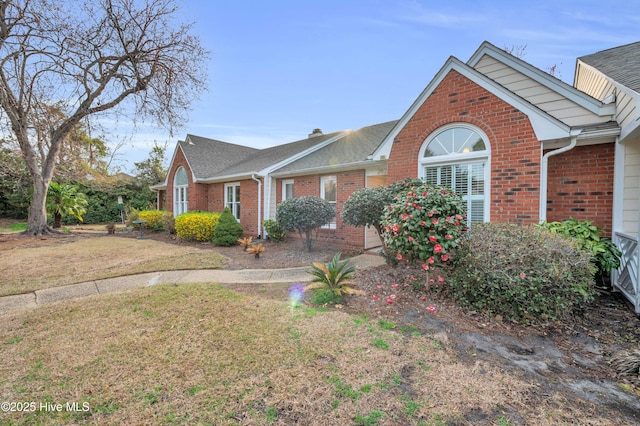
xmin=578 ymin=41 xmax=640 ymax=94
xmin=469 ymin=41 xmax=615 ymax=120
xmin=203 ymin=130 xmax=350 ymax=182
xmin=271 ymin=121 xmax=397 ymax=176
xmin=179 ymin=134 xmax=259 ymax=180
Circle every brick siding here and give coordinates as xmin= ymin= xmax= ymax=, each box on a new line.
xmin=388 ymin=69 xmax=543 ymax=225
xmin=546 ymin=143 xmax=614 ymax=235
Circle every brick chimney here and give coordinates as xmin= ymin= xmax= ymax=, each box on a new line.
xmin=308 ymin=128 xmax=323 ymax=138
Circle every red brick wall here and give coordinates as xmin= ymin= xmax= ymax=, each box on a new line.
xmin=388 ymin=70 xmax=542 ymax=225
xmin=546 ymin=143 xmax=614 ymax=234
xmin=275 ymin=172 xmax=366 ymax=249
xmin=166 ymin=147 xmax=208 ymax=214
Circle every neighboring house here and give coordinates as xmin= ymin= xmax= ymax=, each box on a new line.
xmin=154 ymin=40 xmax=640 ymax=313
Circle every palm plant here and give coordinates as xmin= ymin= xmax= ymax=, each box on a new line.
xmin=246 ymin=243 xmax=265 ymax=259
xmin=305 ymin=253 xmax=363 ymax=297
xmin=46 ymin=182 xmax=88 ymax=228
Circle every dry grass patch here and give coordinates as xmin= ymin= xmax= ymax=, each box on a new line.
xmin=0 ymin=282 xmax=631 ymax=425
xmin=0 ymin=235 xmax=224 ymax=296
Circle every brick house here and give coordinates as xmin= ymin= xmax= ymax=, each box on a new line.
xmin=154 ymin=41 xmax=640 ymax=313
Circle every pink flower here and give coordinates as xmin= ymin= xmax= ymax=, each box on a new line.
xmin=427 ymin=306 xmax=437 ymax=312
xmin=422 ymin=191 xmax=427 ymax=196
xmin=372 ymin=295 xmax=379 ymax=300
xmin=520 ymin=273 xmax=526 ymax=279
xmin=420 ymin=221 xmax=426 ymax=227
xmin=421 ymin=296 xmax=427 ymax=301
xmin=432 ymin=218 xmax=439 ymax=225
xmin=391 ymin=283 xmax=399 ymax=289
xmin=456 ymin=214 xmax=463 ymax=220
xmin=396 ymin=253 xmax=403 ymax=260
xmin=421 ymin=263 xmax=430 ymax=271
xmin=434 ymin=244 xmax=443 ymax=254
xmin=402 ymin=213 xmax=409 ymax=221
xmin=390 ymin=294 xmax=397 ymax=299
xmin=445 ymin=234 xmax=452 ymax=240
xmin=410 ymin=275 xmax=417 ymax=281
xmin=376 ymin=285 xmax=382 ymax=289
xmin=441 ymin=254 xmax=449 ymax=261
xmin=392 ymin=224 xmax=399 ymax=233
xmin=429 ymin=235 xmax=437 ymax=243
xmin=438 ymin=276 xmax=445 ymax=283
xmin=429 ymin=279 xmax=435 ymax=284
xmin=428 ymin=256 xmax=435 ymax=264
xmin=408 ymin=236 xmax=413 ymax=243
xmin=385 ymin=298 xmax=393 ymax=304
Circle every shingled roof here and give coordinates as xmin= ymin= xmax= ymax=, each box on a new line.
xmin=272 ymin=121 xmax=398 ymax=176
xmin=207 ymin=130 xmax=350 ymax=180
xmin=178 ymin=134 xmax=259 ymax=180
xmin=578 ymin=41 xmax=640 ymax=94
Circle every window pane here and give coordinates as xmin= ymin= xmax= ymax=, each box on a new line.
xmin=175 ymin=168 xmax=188 ymax=186
xmin=471 ymin=163 xmax=484 ymax=195
xmin=323 ymin=179 xmax=336 ymax=202
xmin=285 ymin=183 xmax=293 ymax=199
xmin=235 ymin=185 xmax=241 ymax=201
xmin=454 ymin=164 xmax=469 ymax=195
xmin=440 ymin=165 xmax=453 ymax=189
xmin=470 ymin=200 xmax=484 ymax=223
xmin=425 ymin=127 xmax=487 ymax=157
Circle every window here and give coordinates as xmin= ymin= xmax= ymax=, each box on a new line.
xmin=173 ymin=167 xmax=188 ymax=217
xmin=320 ymin=176 xmax=337 ymax=228
xmin=419 ymin=125 xmax=490 ymax=226
xmin=225 ymin=183 xmax=241 ymax=220
xmin=282 ymin=179 xmax=294 ymax=201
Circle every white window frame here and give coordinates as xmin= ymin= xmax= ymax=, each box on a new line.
xmin=173 ymin=167 xmax=188 ymax=217
xmin=282 ymin=179 xmax=294 ymax=201
xmin=320 ymin=175 xmax=337 ymax=229
xmin=224 ymin=182 xmax=241 ymax=221
xmin=418 ymin=123 xmax=491 ymax=226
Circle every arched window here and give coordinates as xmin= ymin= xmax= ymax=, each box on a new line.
xmin=174 ymin=167 xmax=188 ymax=216
xmin=419 ymin=124 xmax=490 ymax=225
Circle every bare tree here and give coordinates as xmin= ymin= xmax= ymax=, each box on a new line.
xmin=0 ymin=0 xmax=208 ymax=235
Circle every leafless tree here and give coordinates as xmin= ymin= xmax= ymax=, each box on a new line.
xmin=0 ymin=0 xmax=208 ymax=235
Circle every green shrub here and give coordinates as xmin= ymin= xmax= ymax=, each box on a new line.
xmin=381 ymin=182 xmax=467 ymax=269
xmin=448 ymin=223 xmax=596 ymax=324
xmin=263 ymin=219 xmax=287 ymax=242
xmin=276 ymin=196 xmax=335 ymax=251
xmin=212 ymin=208 xmax=244 ymax=246
xmin=175 ymin=211 xmax=221 ymax=242
xmin=342 ymin=178 xmax=424 ymax=263
xmin=305 ymin=253 xmax=362 ymax=300
xmin=537 ymin=218 xmax=621 ymax=281
xmin=138 ymin=210 xmax=172 ymax=232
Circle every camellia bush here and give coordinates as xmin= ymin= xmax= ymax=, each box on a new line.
xmin=381 ymin=182 xmax=467 ymax=270
xmin=342 ymin=178 xmax=424 ymax=264
xmin=175 ymin=211 xmax=221 ymax=242
xmin=448 ymin=223 xmax=596 ymax=324
xmin=276 ymin=196 xmax=335 ymax=251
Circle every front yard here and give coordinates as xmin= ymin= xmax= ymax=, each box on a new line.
xmin=1 ymin=228 xmax=639 ymax=425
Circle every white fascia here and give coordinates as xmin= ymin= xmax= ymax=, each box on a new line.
xmin=372 ymin=57 xmax=572 ymax=161
xmin=468 ymin=42 xmax=616 ymax=117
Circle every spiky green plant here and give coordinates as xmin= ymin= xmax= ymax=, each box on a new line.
xmin=305 ymin=253 xmax=363 ymax=297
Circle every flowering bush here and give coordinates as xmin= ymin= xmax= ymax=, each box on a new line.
xmin=342 ymin=178 xmax=423 ymax=264
xmin=175 ymin=211 xmax=221 ymax=242
xmin=381 ymin=183 xmax=466 ymax=269
xmin=448 ymin=223 xmax=596 ymax=324
xmin=138 ymin=210 xmax=173 ymax=232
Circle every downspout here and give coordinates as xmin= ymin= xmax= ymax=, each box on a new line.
xmin=539 ymin=132 xmax=580 ymax=223
xmin=251 ymin=174 xmax=262 ymax=238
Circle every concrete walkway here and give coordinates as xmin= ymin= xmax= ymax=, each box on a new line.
xmin=0 ymin=253 xmax=385 ymax=313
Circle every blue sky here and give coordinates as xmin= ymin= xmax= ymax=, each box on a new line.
xmin=118 ymin=0 xmax=640 ymax=172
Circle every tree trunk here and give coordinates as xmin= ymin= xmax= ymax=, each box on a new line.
xmin=26 ymin=177 xmax=52 ymax=235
